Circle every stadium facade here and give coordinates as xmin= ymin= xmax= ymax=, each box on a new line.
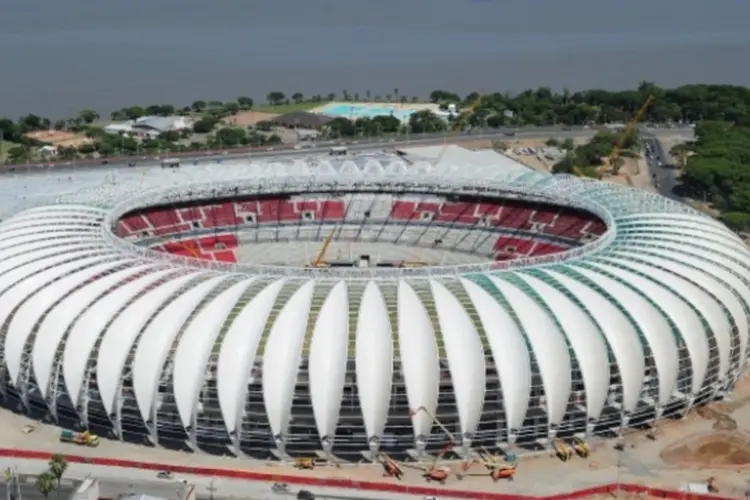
xmin=0 ymin=156 xmax=749 ymax=459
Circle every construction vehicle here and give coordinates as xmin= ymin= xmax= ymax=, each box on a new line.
xmin=59 ymin=429 xmax=99 ymax=447
xmin=293 ymin=457 xmax=317 ymax=470
xmin=551 ymin=438 xmax=572 ymax=462
xmin=306 ymin=228 xmax=336 ymax=268
xmin=707 ymin=476 xmax=718 ymax=493
xmin=496 ymin=445 xmax=517 ymax=464
xmin=378 ymin=454 xmax=404 ymax=479
xmin=571 ymin=437 xmax=590 ymax=458
xmin=459 ymin=448 xmax=516 ymax=482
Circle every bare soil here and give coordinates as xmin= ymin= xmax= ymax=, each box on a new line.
xmin=661 ymin=431 xmax=750 ymax=468
xmin=222 ymin=111 xmax=280 ymax=127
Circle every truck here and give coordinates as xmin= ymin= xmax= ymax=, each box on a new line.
xmin=60 ymin=429 xmax=100 ymax=447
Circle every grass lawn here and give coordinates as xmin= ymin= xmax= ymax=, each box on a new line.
xmin=0 ymin=141 xmax=20 ymax=162
xmin=253 ymin=101 xmax=322 ymax=114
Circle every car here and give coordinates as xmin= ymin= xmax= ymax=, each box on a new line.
xmin=297 ymin=491 xmax=314 ymax=500
xmin=157 ymin=471 xmax=173 ymax=480
xmin=272 ymin=483 xmax=289 ymax=493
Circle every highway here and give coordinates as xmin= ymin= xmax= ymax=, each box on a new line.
xmin=1 ymin=125 xmax=695 ymax=176
xmin=642 ymin=136 xmax=683 ymax=200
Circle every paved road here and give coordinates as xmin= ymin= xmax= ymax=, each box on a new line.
xmin=1 ymin=125 xmax=694 ymax=176
xmin=0 ymin=459 xmax=424 ymax=500
xmin=642 ymin=136 xmax=682 ymax=200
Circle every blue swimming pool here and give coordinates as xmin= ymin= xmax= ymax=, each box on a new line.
xmin=321 ymin=103 xmax=415 ymax=121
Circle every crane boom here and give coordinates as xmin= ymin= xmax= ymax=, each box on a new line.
xmin=310 ymin=227 xmax=336 ymax=267
xmin=598 ymin=94 xmax=653 ymax=178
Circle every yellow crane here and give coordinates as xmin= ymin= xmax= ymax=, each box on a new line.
xmin=572 ymin=94 xmax=653 ymax=180
xmin=307 ymin=227 xmax=336 ymax=268
xmin=596 ymin=94 xmax=653 ymax=179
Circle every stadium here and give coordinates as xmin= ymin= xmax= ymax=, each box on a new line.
xmin=0 ymin=151 xmax=749 ymax=462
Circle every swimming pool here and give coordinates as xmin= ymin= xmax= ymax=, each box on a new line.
xmin=320 ymin=103 xmax=415 ymax=121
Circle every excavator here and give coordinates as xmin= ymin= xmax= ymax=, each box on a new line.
xmin=459 ymin=447 xmax=516 ymax=482
xmin=552 ymin=438 xmax=573 ymax=462
xmin=571 ymin=436 xmax=590 ymax=458
xmin=306 ymin=227 xmax=336 ymax=268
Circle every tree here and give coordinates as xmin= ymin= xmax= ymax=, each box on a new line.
xmin=266 ymin=92 xmax=285 ymax=105
xmin=36 ymin=472 xmax=54 ymax=500
xmin=408 ymin=110 xmax=447 ymax=134
xmin=237 ymin=96 xmax=253 ymax=109
xmin=545 ymin=138 xmax=559 ymax=147
xmin=7 ymin=146 xmax=31 ymax=163
xmin=191 ymin=100 xmax=207 ymax=112
xmin=193 ymin=117 xmax=218 ymax=134
xmin=47 ymin=454 xmax=68 ymax=499
xmin=78 ymin=109 xmax=99 ymax=124
xmin=561 ymin=138 xmax=575 ymax=151
xmin=291 ymin=93 xmax=304 ymax=104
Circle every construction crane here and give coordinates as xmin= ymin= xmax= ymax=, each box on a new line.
xmin=596 ymin=94 xmax=654 ymax=179
xmin=400 ymin=444 xmax=453 ymax=484
xmin=306 ymin=227 xmax=336 ymax=268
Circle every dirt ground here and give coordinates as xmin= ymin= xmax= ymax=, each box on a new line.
xmin=222 ymin=111 xmax=280 ymax=127
xmin=23 ymin=130 xmax=92 ymax=148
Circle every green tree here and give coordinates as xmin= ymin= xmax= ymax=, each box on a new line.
xmin=545 ymin=138 xmax=559 ymax=147
xmin=408 ymin=110 xmax=447 ymax=134
xmin=78 ymin=109 xmax=99 ymax=124
xmin=291 ymin=93 xmax=304 ymax=104
xmin=7 ymin=146 xmax=31 ymax=162
xmin=191 ymin=100 xmax=207 ymax=112
xmin=48 ymin=454 xmax=68 ymax=499
xmin=561 ymin=138 xmax=575 ymax=151
xmin=237 ymin=96 xmax=253 ymax=109
xmin=266 ymin=92 xmax=285 ymax=105
xmin=193 ymin=117 xmax=219 ymax=134
xmin=36 ymin=472 xmax=54 ymax=500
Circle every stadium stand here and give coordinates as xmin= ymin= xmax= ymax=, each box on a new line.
xmin=118 ymin=195 xmax=604 ymax=264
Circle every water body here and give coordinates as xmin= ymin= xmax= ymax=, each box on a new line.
xmin=1 ymin=0 xmax=750 ymax=118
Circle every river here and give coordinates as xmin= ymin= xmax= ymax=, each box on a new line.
xmin=1 ymin=0 xmax=749 ymax=118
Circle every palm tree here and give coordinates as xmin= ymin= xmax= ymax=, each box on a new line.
xmin=35 ymin=473 xmax=54 ymax=500
xmin=48 ymin=455 xmax=68 ymax=500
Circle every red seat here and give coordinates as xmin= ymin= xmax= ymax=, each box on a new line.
xmin=179 ymin=207 xmax=204 ymax=223
xmin=213 ymin=250 xmax=237 ymax=263
xmin=144 ymin=209 xmax=180 ymax=229
xmin=391 ymin=201 xmax=417 ymax=220
xmin=320 ymin=201 xmax=345 ymax=221
xmin=202 ymin=203 xmax=242 ymax=228
xmin=121 ymin=214 xmax=150 ymax=232
xmin=152 ymin=224 xmax=191 ymax=236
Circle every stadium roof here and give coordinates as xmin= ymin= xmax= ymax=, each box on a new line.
xmin=398 ymin=145 xmax=530 ymax=173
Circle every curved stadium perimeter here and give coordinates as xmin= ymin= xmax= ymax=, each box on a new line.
xmin=0 ymin=154 xmax=749 ymax=461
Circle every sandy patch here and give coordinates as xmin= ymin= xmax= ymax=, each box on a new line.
xmin=222 ymin=111 xmax=280 ymax=127
xmin=24 ymin=130 xmax=92 ymax=148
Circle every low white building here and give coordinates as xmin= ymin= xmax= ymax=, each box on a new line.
xmin=105 ymin=116 xmax=192 ymax=139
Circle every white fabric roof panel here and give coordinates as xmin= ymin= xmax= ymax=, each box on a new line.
xmin=132 ymin=275 xmax=227 ymax=422
xmin=63 ymin=265 xmax=173 ymax=405
xmin=262 ymin=280 xmax=316 ymax=438
xmin=97 ymin=272 xmax=203 ymax=416
xmin=217 ymin=279 xmax=285 ymax=438
xmin=2 ymin=159 xmax=749 ymax=451
xmin=309 ymin=282 xmax=350 ymax=442
xmin=173 ymin=278 xmax=254 ymax=429
xmin=355 ymin=282 xmax=394 ymax=440
xmin=398 ymin=280 xmax=440 ymax=439
xmin=430 ymin=280 xmax=486 ymax=437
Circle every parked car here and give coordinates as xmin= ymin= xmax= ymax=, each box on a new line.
xmin=297 ymin=490 xmax=314 ymax=500
xmin=272 ymin=483 xmax=289 ymax=493
xmin=157 ymin=471 xmax=173 ymax=480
